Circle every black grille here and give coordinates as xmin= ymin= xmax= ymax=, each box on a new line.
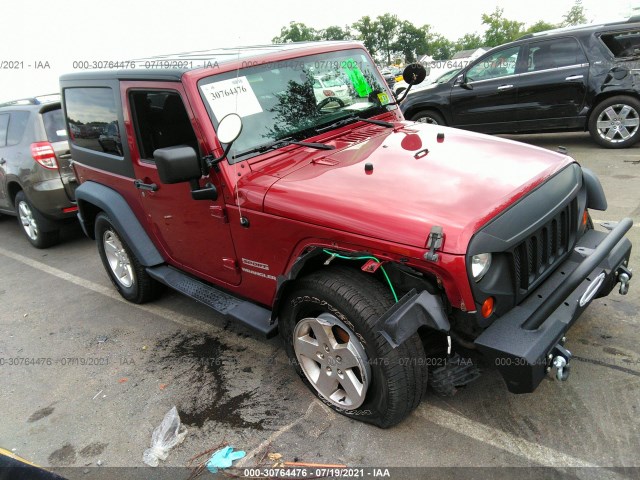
xmin=512 ymin=199 xmax=577 ymax=295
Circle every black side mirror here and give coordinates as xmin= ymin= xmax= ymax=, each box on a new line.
xmin=154 ymin=145 xmax=218 ymax=201
xmin=456 ymin=74 xmax=473 ymax=90
xmin=154 ymin=146 xmax=201 ymax=184
xmin=395 ymin=63 xmax=428 ymax=104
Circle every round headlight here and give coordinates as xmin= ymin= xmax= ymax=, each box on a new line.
xmin=471 ymin=253 xmax=492 ymax=282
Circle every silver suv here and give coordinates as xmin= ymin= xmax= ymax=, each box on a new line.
xmin=0 ymin=95 xmax=77 ymax=248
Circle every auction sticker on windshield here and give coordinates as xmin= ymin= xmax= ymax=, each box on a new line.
xmin=200 ymin=76 xmax=262 ymax=121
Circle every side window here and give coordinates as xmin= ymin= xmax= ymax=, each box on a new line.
xmin=528 ymin=38 xmax=587 ymax=72
xmin=64 ymin=87 xmax=122 ymax=156
xmin=6 ymin=111 xmax=30 ymax=146
xmin=129 ymin=90 xmax=198 ymax=161
xmin=0 ymin=114 xmax=8 ymax=147
xmin=600 ymin=30 xmax=640 ymax=58
xmin=466 ymin=46 xmax=520 ymax=82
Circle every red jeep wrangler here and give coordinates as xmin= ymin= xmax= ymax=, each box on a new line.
xmin=60 ymin=41 xmax=633 ymax=427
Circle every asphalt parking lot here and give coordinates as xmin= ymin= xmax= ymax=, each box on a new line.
xmin=0 ymin=131 xmax=639 ymax=479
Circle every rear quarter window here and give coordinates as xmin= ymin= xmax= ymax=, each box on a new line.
xmin=6 ymin=111 xmax=30 ymax=146
xmin=600 ymin=30 xmax=640 ymax=58
xmin=64 ymin=87 xmax=122 ymax=156
xmin=42 ymin=108 xmax=68 ymax=143
xmin=0 ymin=113 xmax=8 ymax=147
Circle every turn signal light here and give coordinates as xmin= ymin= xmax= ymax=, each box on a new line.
xmin=481 ymin=296 xmax=495 ymax=318
xmin=582 ymin=210 xmax=588 ymax=226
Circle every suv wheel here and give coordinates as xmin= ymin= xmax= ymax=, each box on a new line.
xmin=589 ymin=96 xmax=640 ymax=148
xmin=412 ymin=109 xmax=445 ymax=125
xmin=14 ymin=191 xmax=60 ymax=249
xmin=280 ymin=266 xmax=427 ymax=428
xmin=95 ymin=213 xmax=162 ymax=303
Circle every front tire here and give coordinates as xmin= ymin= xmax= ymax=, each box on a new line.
xmin=588 ymin=96 xmax=640 ymax=148
xmin=280 ymin=266 xmax=427 ymax=428
xmin=95 ymin=213 xmax=162 ymax=303
xmin=411 ymin=109 xmax=445 ymax=126
xmin=14 ymin=191 xmax=59 ymax=249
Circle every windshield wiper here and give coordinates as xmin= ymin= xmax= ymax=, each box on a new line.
xmin=233 ymin=137 xmax=335 ymax=160
xmin=314 ymin=114 xmax=394 ymax=134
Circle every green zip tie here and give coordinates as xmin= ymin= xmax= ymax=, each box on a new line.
xmin=322 ymin=249 xmax=399 ymax=302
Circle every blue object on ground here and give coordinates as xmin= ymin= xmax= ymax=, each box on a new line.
xmin=206 ymin=446 xmax=246 ymax=474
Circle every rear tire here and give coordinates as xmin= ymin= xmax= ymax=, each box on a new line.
xmin=411 ymin=109 xmax=445 ymax=126
xmin=280 ymin=266 xmax=427 ymax=428
xmin=14 ymin=191 xmax=59 ymax=249
xmin=588 ymin=96 xmax=640 ymax=148
xmin=95 ymin=212 xmax=163 ymax=303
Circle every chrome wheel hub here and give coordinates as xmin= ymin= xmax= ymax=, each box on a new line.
xmin=18 ymin=201 xmax=38 ymax=241
xmin=417 ymin=117 xmax=438 ymax=125
xmin=293 ymin=313 xmax=370 ymax=410
xmin=596 ymin=104 xmax=640 ymax=143
xmin=103 ymin=230 xmax=134 ymax=288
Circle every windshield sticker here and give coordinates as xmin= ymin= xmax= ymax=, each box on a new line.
xmin=200 ymin=76 xmax=263 ymax=121
xmin=342 ymin=59 xmax=372 ymax=98
xmin=56 ymin=129 xmax=68 ymax=137
xmin=377 ymin=92 xmax=390 ymax=106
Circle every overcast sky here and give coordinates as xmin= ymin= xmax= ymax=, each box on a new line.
xmin=0 ymin=0 xmax=637 ymax=102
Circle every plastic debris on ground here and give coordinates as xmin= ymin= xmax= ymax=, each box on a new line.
xmin=206 ymin=446 xmax=246 ymax=474
xmin=142 ymin=406 xmax=188 ymax=467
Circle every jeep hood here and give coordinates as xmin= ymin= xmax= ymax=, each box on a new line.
xmin=262 ymin=124 xmax=574 ymax=254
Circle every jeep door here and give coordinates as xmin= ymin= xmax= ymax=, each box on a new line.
xmin=450 ymin=45 xmax=524 ymax=132
xmin=516 ymin=37 xmax=589 ymax=128
xmin=124 ymin=82 xmax=241 ymax=286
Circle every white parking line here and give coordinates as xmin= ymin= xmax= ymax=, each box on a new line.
xmin=0 ymin=246 xmax=274 ymax=356
xmin=419 ymin=405 xmax=606 ymax=468
xmin=0 ymin=246 xmax=628 ymax=470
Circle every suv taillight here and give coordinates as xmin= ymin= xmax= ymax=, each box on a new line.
xmin=31 ymin=142 xmax=58 ymax=169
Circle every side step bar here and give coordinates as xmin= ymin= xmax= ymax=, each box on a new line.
xmin=146 ymin=265 xmax=278 ymax=338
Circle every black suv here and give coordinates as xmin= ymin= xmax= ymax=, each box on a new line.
xmin=0 ymin=96 xmax=77 ymax=247
xmin=401 ymin=19 xmax=640 ymax=148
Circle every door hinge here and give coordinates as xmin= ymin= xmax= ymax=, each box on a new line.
xmin=424 ymin=226 xmax=444 ymax=262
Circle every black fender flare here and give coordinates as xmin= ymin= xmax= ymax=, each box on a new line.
xmin=582 ymin=167 xmax=607 ymax=211
xmin=75 ymin=181 xmax=164 ymax=267
xmin=375 ymin=289 xmax=450 ymax=348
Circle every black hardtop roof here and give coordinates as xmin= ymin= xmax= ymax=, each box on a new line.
xmin=60 ymin=40 xmax=361 ymax=82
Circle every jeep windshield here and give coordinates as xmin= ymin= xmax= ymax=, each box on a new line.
xmin=197 ymin=48 xmax=393 ymax=163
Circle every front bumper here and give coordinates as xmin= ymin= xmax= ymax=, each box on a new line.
xmin=475 ymin=219 xmax=633 ymax=394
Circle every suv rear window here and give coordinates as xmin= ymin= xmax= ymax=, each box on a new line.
xmin=601 ymin=30 xmax=640 ymax=58
xmin=42 ymin=108 xmax=68 ymax=143
xmin=64 ymin=87 xmax=122 ymax=156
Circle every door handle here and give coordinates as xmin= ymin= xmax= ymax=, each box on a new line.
xmin=565 ymin=75 xmax=584 ymax=81
xmin=497 ymin=84 xmax=514 ymax=91
xmin=134 ymin=179 xmax=158 ymax=192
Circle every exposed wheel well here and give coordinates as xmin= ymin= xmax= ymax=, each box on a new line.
xmin=77 ymin=200 xmax=103 ymax=240
xmin=7 ymin=182 xmax=22 ymax=207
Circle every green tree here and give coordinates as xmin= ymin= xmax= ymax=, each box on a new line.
xmin=523 ymin=20 xmax=558 ymax=35
xmin=352 ymin=16 xmax=379 ymax=57
xmin=427 ymin=33 xmax=455 ymax=60
xmin=375 ymin=13 xmax=401 ymax=65
xmin=272 ymin=21 xmax=319 ymax=43
xmin=455 ymin=33 xmax=484 ymax=51
xmin=482 ymin=8 xmax=524 ymax=47
xmin=321 ymin=25 xmax=353 ymax=41
xmin=393 ymin=21 xmax=428 ymax=62
xmin=562 ymin=0 xmax=587 ymax=26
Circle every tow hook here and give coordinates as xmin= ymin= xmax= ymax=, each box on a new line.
xmin=549 ymin=342 xmax=572 ymax=382
xmin=617 ymin=264 xmax=632 ymax=295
